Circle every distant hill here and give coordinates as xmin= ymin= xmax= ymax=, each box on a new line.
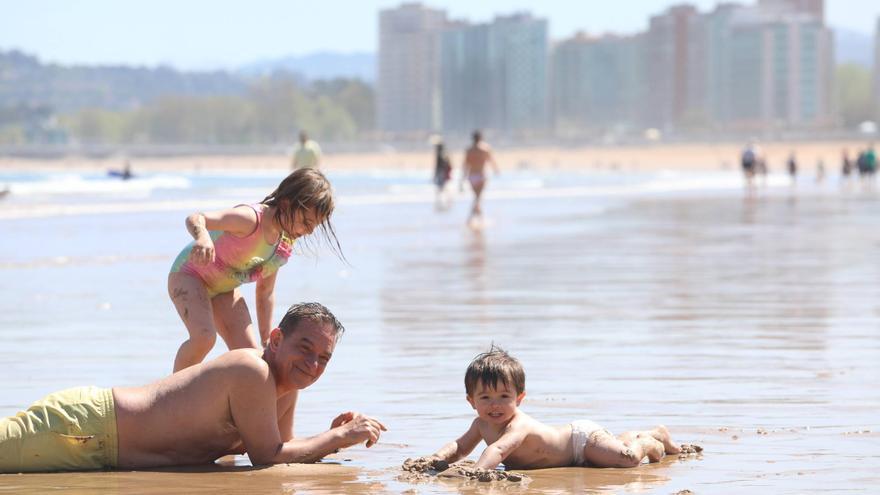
xmin=0 ymin=50 xmax=247 ymax=113
xmin=239 ymin=52 xmax=375 ymax=82
xmin=834 ymin=27 xmax=874 ymax=67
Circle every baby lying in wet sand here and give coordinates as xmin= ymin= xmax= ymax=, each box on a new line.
xmin=413 ymin=346 xmax=688 ymax=476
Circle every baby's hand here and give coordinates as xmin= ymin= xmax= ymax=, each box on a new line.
xmin=190 ymin=236 xmax=215 ymax=265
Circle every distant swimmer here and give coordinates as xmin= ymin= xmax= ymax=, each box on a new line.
xmin=0 ymin=303 xmax=387 ymax=473
xmin=461 ymin=130 xmax=499 ymax=224
xmin=108 ymin=160 xmax=134 ymax=180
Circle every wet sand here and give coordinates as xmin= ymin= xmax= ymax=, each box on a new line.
xmin=1 ymin=169 xmax=879 ymax=493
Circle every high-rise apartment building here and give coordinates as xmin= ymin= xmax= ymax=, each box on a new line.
xmin=551 ymin=33 xmax=641 ymax=133
xmin=875 ymin=17 xmax=880 ymax=120
xmin=723 ymin=5 xmax=833 ymax=128
xmin=440 ymin=13 xmax=548 ymax=135
xmin=643 ymin=5 xmax=700 ymax=130
xmin=377 ymin=3 xmax=447 ymax=134
xmin=758 ymin=0 xmax=824 ymax=23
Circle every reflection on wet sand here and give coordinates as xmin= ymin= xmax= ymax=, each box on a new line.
xmin=0 ymin=460 xmax=367 ymax=495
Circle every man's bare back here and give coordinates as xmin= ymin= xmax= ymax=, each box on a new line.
xmin=114 ymin=349 xmax=284 ymax=468
xmin=464 ymin=143 xmax=495 ymax=181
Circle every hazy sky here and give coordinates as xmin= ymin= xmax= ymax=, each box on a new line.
xmin=2 ymin=0 xmax=877 ymax=70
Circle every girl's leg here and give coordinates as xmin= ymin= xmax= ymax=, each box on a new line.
xmin=582 ymin=430 xmax=665 ymax=468
xmin=169 ymin=273 xmax=217 ymax=372
xmin=211 ymin=288 xmax=260 ymax=350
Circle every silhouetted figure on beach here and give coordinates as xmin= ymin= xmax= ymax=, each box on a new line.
xmin=757 ymin=156 xmax=769 ymax=187
xmin=461 ymin=130 xmax=499 ymax=226
xmin=816 ymin=159 xmax=825 ymax=183
xmin=841 ymin=150 xmax=853 ymax=180
xmin=787 ymin=152 xmax=798 ymax=185
xmin=740 ymin=143 xmax=757 ymax=188
xmin=433 ymin=141 xmax=452 ymax=210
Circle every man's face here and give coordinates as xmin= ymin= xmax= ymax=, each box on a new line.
xmin=270 ymin=320 xmax=336 ymax=391
xmin=466 ymin=380 xmax=525 ymax=425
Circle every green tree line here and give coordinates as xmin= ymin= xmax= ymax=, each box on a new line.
xmin=57 ymin=77 xmax=374 ymax=145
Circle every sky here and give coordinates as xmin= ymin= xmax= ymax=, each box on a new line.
xmin=1 ymin=0 xmax=878 ymax=70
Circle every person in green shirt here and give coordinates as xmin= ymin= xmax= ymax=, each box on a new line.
xmin=291 ymin=131 xmax=323 ymax=170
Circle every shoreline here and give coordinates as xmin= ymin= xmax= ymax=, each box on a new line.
xmin=0 ymin=139 xmax=873 ymax=174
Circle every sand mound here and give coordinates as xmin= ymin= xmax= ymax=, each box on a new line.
xmin=400 ymin=457 xmax=528 ymax=483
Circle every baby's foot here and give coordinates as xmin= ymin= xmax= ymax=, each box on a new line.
xmin=644 ymin=437 xmax=666 ymax=463
xmin=652 ymin=425 xmax=681 ymax=455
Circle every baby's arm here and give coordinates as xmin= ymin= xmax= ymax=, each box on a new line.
xmin=431 ymin=418 xmax=482 ymax=464
xmin=474 ymin=425 xmax=528 ymax=470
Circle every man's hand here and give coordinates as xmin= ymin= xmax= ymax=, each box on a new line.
xmin=331 ymin=411 xmax=387 ymax=448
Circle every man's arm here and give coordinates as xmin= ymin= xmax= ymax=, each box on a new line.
xmin=277 ymin=391 xmax=297 ymax=442
xmin=255 ymin=272 xmax=277 ymax=345
xmin=474 ymin=426 xmax=527 ymax=470
xmin=431 ymin=418 xmax=482 ymax=464
xmin=229 ymin=359 xmax=386 ymax=465
xmin=487 ymin=148 xmax=500 ymax=175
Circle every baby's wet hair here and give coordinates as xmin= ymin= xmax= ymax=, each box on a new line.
xmin=465 ymin=344 xmax=525 ymax=396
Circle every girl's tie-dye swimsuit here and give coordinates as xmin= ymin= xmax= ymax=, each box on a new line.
xmin=170 ymin=204 xmax=293 ymax=297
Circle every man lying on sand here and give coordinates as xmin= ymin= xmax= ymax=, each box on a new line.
xmin=416 ymin=346 xmax=682 ymax=472
xmin=0 ymin=302 xmax=386 ymax=473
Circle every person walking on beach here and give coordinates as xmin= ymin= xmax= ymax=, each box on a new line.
xmin=841 ymin=150 xmax=853 ymax=181
xmin=291 ymin=131 xmax=322 ymax=170
xmin=461 ymin=130 xmax=499 ymax=224
xmin=740 ymin=143 xmax=757 ymax=188
xmin=0 ymin=303 xmax=387 ymax=473
xmin=787 ymin=152 xmax=798 ymax=185
xmin=433 ymin=141 xmax=452 ymax=210
xmin=169 ymin=168 xmax=341 ymax=372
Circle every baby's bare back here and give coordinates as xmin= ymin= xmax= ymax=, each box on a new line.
xmin=482 ymin=415 xmax=574 ymax=469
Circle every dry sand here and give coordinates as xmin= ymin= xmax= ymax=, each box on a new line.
xmin=0 ymin=139 xmax=873 ymax=173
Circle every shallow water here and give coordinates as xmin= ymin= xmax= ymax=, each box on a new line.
xmin=0 ymin=169 xmax=878 ymax=494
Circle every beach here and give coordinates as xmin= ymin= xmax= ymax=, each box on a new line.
xmin=0 ymin=139 xmax=874 ymax=174
xmin=1 ymin=153 xmax=879 ymax=494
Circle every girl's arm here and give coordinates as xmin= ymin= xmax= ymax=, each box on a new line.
xmin=185 ymin=206 xmax=259 ymax=265
xmin=432 ymin=418 xmax=482 ymax=464
xmin=255 ymin=271 xmax=277 ymax=345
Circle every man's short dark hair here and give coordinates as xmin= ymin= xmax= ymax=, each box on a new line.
xmin=278 ymin=302 xmax=344 ymax=339
xmin=472 ymin=130 xmax=482 ymax=143
xmin=464 ymin=345 xmax=525 ymax=396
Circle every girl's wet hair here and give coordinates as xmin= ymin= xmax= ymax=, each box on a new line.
xmin=261 ymin=168 xmax=344 ymax=260
xmin=464 ymin=344 xmax=525 ymax=396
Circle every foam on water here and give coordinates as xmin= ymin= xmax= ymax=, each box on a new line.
xmin=0 ymin=169 xmax=804 ymax=220
xmin=5 ymin=173 xmax=190 ymax=196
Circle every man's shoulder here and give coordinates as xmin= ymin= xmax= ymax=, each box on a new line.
xmin=213 ymin=349 xmax=271 ymax=379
